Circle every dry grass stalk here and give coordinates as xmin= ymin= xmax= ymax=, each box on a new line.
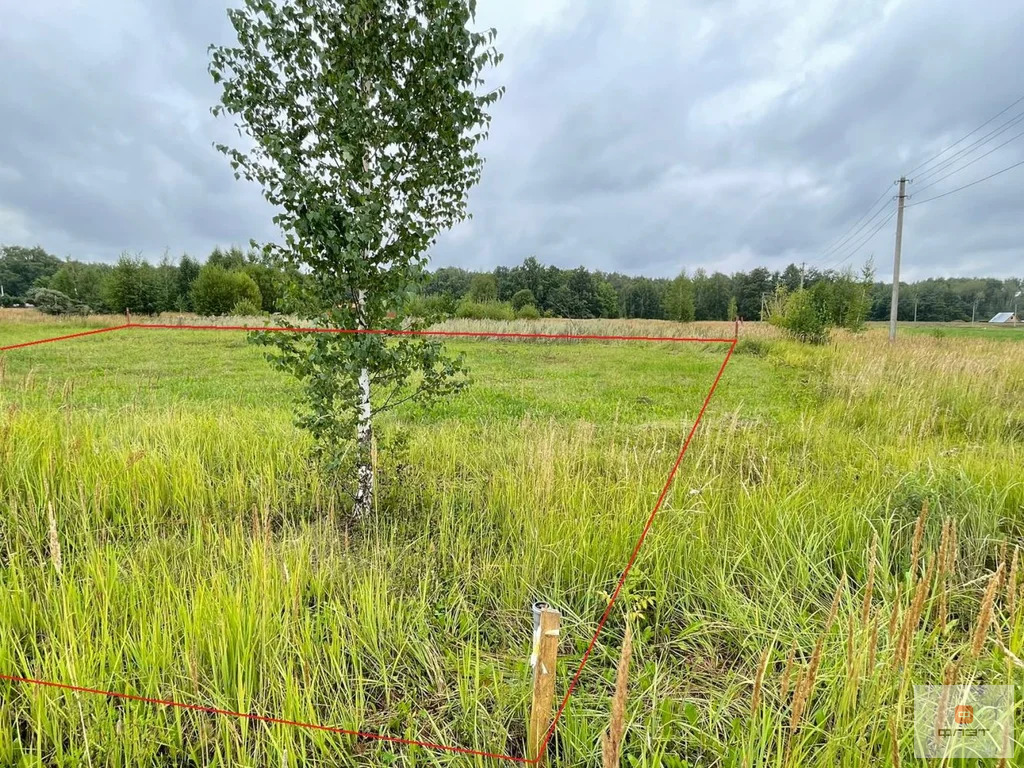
xmin=867 ymin=611 xmax=879 ymax=673
xmin=946 ymin=518 xmax=954 ymax=573
xmin=999 ymin=656 xmax=1013 ymax=768
xmin=998 ymin=541 xmax=1008 ymax=589
xmin=933 ymin=660 xmax=958 ymax=748
xmin=826 ymin=578 xmax=844 ymax=630
xmin=780 ymin=642 xmax=796 ymax=700
xmin=971 ymin=564 xmax=1004 ymax=658
xmin=935 ymin=519 xmax=952 ymax=631
xmin=47 ymin=502 xmax=62 ymax=575
xmin=1006 ymin=546 xmax=1018 ymax=621
xmin=861 ymin=532 xmax=878 ymax=624
xmin=910 ymin=499 xmax=929 ymax=583
xmin=888 ymin=582 xmax=902 ymax=644
xmin=889 ymin=714 xmax=902 ymax=768
xmin=788 ymin=666 xmax=808 ymax=736
xmin=895 ymin=553 xmax=935 ymax=670
xmin=790 ymin=579 xmax=844 ymax=736
xmin=751 ymin=647 xmax=769 ymax=715
xmin=600 ymin=623 xmax=633 ymax=768
xmin=846 ymin=612 xmax=856 ymax=680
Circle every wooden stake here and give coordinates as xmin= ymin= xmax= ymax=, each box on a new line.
xmin=529 ymin=605 xmax=561 ymax=763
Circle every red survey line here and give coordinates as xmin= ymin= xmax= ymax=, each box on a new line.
xmin=0 ymin=673 xmax=528 ymax=763
xmin=539 ymin=338 xmax=736 ymax=757
xmin=0 ymin=323 xmax=130 ymax=352
xmin=0 ymin=322 xmax=737 ymax=762
xmin=125 ymin=322 xmax=736 ymax=344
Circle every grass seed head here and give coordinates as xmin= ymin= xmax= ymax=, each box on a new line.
xmin=972 ymin=563 xmax=1004 ymax=658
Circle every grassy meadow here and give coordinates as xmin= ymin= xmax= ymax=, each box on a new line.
xmin=1 ymin=310 xmax=1022 ymax=766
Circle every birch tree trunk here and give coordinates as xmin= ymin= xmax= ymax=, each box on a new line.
xmin=353 ymin=287 xmax=374 ymax=519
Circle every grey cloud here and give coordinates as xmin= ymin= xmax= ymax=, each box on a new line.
xmin=0 ymin=0 xmax=1021 ymax=279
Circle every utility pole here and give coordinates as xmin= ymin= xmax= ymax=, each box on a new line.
xmin=799 ymin=262 xmax=805 ymax=291
xmin=888 ymin=177 xmax=907 ymax=342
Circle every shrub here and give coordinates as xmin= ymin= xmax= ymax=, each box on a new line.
xmin=455 ymin=299 xmax=515 ymax=321
xmin=407 ymin=293 xmax=456 ymax=318
xmin=467 ymin=273 xmax=498 ymax=302
xmin=770 ymin=289 xmax=829 ymax=344
xmin=230 ymin=298 xmax=263 ymax=317
xmin=510 ymin=289 xmax=536 ymax=311
xmin=26 ymin=287 xmax=89 ymax=315
xmin=191 ymin=265 xmax=262 ymax=316
xmin=516 ymin=303 xmax=540 ymax=320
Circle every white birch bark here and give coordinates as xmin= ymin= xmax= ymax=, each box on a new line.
xmin=353 ymin=287 xmax=374 ymax=519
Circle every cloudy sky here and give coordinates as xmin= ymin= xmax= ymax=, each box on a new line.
xmin=1 ymin=0 xmax=1022 ymax=280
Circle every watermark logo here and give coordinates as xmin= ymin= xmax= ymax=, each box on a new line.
xmin=953 ymin=705 xmax=973 ymax=725
xmin=914 ymin=685 xmax=1013 ymax=759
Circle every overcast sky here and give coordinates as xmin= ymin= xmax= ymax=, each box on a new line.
xmin=1 ymin=0 xmax=1022 ymax=280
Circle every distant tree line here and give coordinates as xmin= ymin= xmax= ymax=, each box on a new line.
xmin=1 ymin=244 xmax=1019 ymax=322
xmin=0 ymin=245 xmax=290 ymax=316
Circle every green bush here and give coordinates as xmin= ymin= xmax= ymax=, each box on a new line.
xmin=515 ymin=303 xmax=540 ymax=320
xmin=26 ymin=287 xmax=89 ymax=315
xmin=191 ymin=265 xmax=262 ymax=316
xmin=230 ymin=298 xmax=263 ymax=317
xmin=455 ymin=299 xmax=515 ymax=321
xmin=770 ymin=289 xmax=829 ymax=344
xmin=510 ymin=289 xmax=536 ymax=311
xmin=407 ymin=294 xmax=455 ymax=318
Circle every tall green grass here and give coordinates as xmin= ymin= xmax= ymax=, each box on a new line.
xmin=0 ymin=314 xmax=1021 ymax=766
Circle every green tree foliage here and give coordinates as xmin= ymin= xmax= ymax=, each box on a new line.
xmin=623 ymin=278 xmax=664 ymax=319
xmin=47 ymin=261 xmax=111 ymax=311
xmin=515 ymin=303 xmax=540 ymax=319
xmin=191 ymin=265 xmax=262 ymax=316
xmin=424 ymin=266 xmax=472 ymax=299
xmin=177 ymin=255 xmax=202 ymax=311
xmin=770 ymin=288 xmax=829 ymax=344
xmin=468 ymin=273 xmax=498 ymax=302
xmin=566 ymin=267 xmax=600 ymax=318
xmin=230 ymin=298 xmax=263 ymax=317
xmin=210 ymin=0 xmax=502 ymax=518
xmin=510 ymin=288 xmax=536 ymax=311
xmin=26 ymin=287 xmax=87 ymax=315
xmin=693 ymin=269 xmax=732 ymax=321
xmin=595 ymin=280 xmax=619 ymax=318
xmin=0 ymin=245 xmax=62 ymax=297
xmin=664 ymin=271 xmax=695 ymax=322
xmin=103 ymin=255 xmax=158 ymax=314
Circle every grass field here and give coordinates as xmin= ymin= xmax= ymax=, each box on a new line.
xmin=1 ymin=311 xmax=1022 ymax=766
xmin=870 ymin=320 xmax=1024 ymax=342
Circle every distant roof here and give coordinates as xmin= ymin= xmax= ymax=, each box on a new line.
xmin=990 ymin=312 xmax=1016 ymax=323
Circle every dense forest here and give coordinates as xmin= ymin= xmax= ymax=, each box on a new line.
xmin=0 ymin=244 xmax=1020 ymax=323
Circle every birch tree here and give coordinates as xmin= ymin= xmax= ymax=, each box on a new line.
xmin=209 ymin=0 xmax=501 ymax=519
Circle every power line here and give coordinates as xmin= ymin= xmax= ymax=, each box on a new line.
xmin=908 ymin=93 xmax=1024 ymax=176
xmin=906 ymin=158 xmax=1024 ymax=208
xmin=913 ymin=108 xmax=1024 ymax=184
xmin=818 ymin=183 xmax=894 ymax=261
xmin=825 ymin=209 xmax=897 ymax=270
xmin=911 ymin=125 xmax=1024 ymax=196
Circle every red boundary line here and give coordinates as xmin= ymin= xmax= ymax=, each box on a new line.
xmin=0 ymin=323 xmax=130 ymax=352
xmin=0 ymin=321 xmax=738 ymax=763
